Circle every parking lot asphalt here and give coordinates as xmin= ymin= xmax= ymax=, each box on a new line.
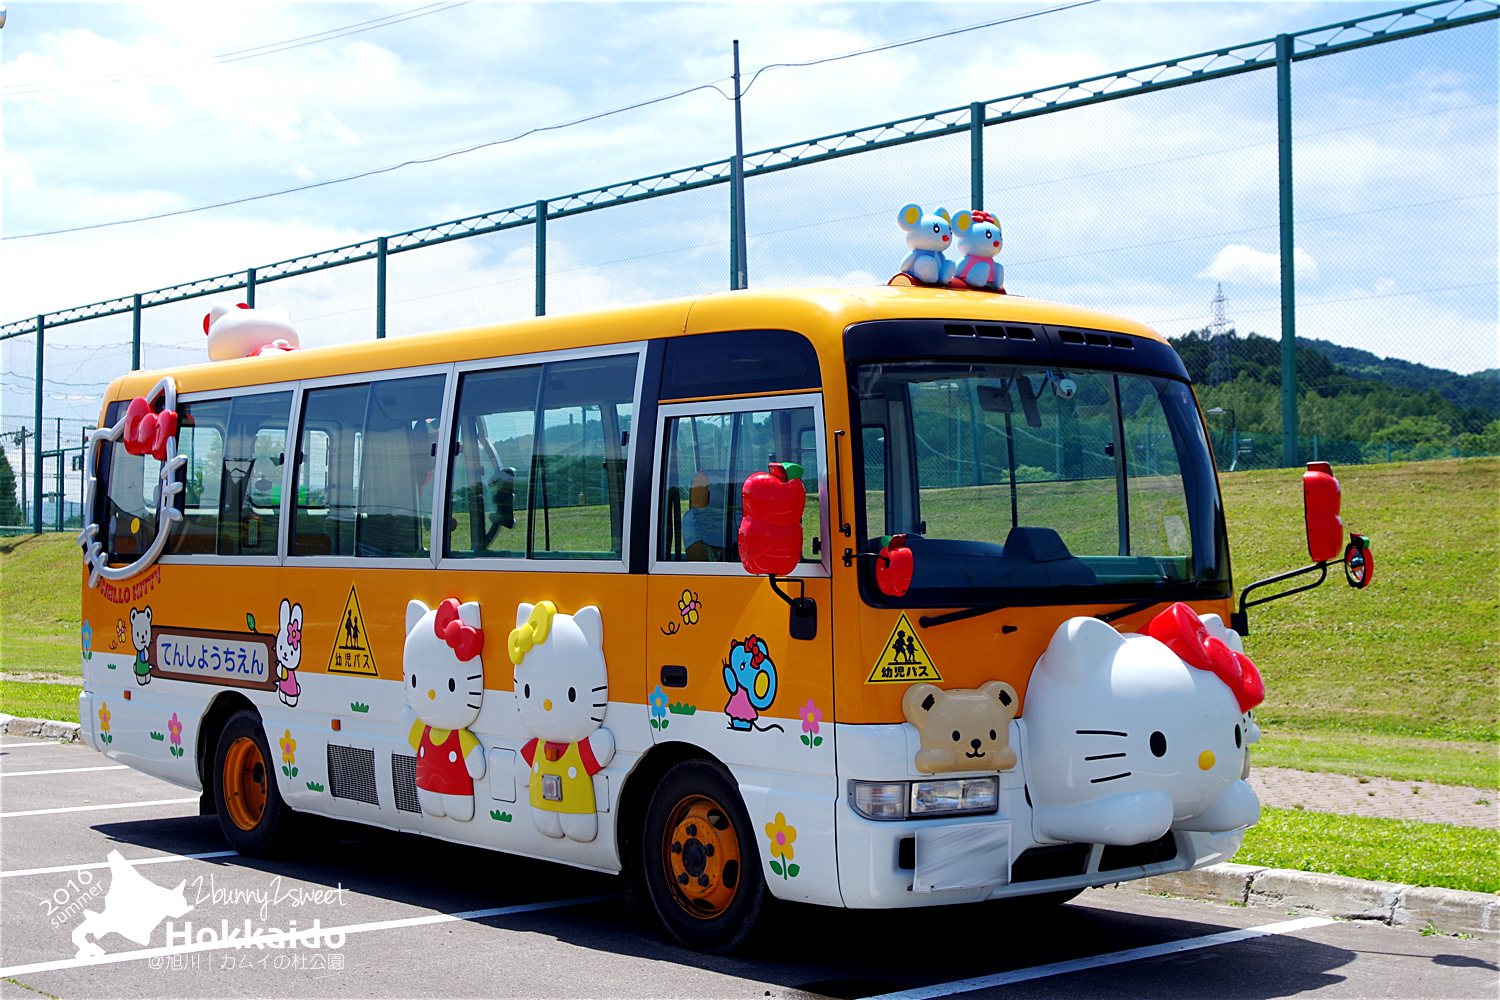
xmin=2 ymin=738 xmax=1496 ymax=1000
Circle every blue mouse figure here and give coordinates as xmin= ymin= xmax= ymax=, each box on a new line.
xmin=723 ymin=634 xmax=778 ymax=731
xmin=952 ymin=210 xmax=1005 ymax=292
xmin=897 ymin=204 xmax=956 ymax=286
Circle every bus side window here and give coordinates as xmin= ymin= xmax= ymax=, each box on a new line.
xmin=658 ymin=406 xmax=821 ymax=565
xmin=218 ymin=392 xmax=293 ymax=557
xmin=293 ymin=375 xmax=445 ymax=558
xmin=531 ymin=355 xmax=636 ymax=560
xmin=446 ymin=365 xmax=542 ymax=559
xmin=166 ymin=399 xmax=229 ymax=555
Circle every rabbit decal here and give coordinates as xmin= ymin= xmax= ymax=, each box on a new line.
xmin=274 ymin=599 xmax=303 ymax=708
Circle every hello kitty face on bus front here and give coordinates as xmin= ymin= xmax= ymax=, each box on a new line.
xmin=403 ymin=599 xmax=484 ymax=732
xmin=1022 ymin=610 xmax=1263 ymax=847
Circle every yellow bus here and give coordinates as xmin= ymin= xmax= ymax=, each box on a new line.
xmin=77 ymin=284 xmax=1360 ymax=952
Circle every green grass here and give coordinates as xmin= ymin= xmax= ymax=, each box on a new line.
xmin=1222 ymin=458 xmax=1499 ymax=750
xmin=1 ymin=534 xmax=85 ymax=674
xmin=1254 ymin=731 xmax=1498 ymax=789
xmin=1 ymin=681 xmax=82 ymax=723
xmin=1239 ymin=806 xmax=1500 ymax=894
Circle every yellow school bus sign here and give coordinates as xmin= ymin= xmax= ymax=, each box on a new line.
xmin=866 ymin=613 xmax=942 ymax=684
xmin=327 ymin=586 xmax=379 ymax=676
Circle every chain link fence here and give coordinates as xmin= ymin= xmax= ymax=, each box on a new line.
xmin=2 ymin=0 xmax=1495 ymax=534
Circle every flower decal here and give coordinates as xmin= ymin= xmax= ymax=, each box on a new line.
xmin=285 ymin=617 xmax=301 ymax=650
xmin=649 ymin=684 xmax=670 ymax=731
xmin=98 ymin=703 xmax=113 ymax=744
xmin=798 ymin=699 xmax=823 ymax=748
xmin=81 ymin=620 xmax=93 ymax=660
xmin=280 ymin=729 xmax=298 ymax=777
xmin=677 ymin=590 xmax=701 ymax=625
xmin=765 ymin=812 xmax=799 ymax=878
xmin=167 ymin=712 xmax=184 ymax=757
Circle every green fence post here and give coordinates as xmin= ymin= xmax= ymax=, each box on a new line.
xmin=375 ymin=237 xmax=388 ymax=339
xmin=132 ymin=293 xmax=142 ymax=371
xmin=535 ymin=201 xmax=547 ymax=317
xmin=246 ymin=267 xmax=257 ymax=308
xmin=1277 ymin=33 xmax=1298 ymax=468
xmin=970 ymin=101 xmax=985 ymax=211
xmin=33 ymin=315 xmax=44 ymax=535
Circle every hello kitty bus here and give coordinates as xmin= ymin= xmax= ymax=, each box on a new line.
xmin=78 ymin=281 xmax=1372 ymax=952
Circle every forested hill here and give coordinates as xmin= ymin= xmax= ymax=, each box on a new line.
xmin=1166 ymin=329 xmax=1499 ymax=450
xmin=1299 ymin=337 xmax=1500 ymax=415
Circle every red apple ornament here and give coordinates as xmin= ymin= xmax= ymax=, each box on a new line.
xmin=739 ymin=462 xmax=806 ymax=576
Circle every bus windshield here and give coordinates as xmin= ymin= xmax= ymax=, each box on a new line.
xmin=855 ymin=361 xmax=1229 ymax=607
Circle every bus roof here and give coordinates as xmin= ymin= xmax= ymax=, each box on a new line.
xmin=101 ymin=285 xmax=1167 ymax=405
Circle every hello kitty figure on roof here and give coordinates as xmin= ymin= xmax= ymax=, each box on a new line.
xmin=400 ymin=598 xmax=487 ymax=822
xmin=203 ymin=302 xmax=301 ymax=361
xmin=951 ymin=210 xmax=1005 ymax=292
xmin=894 ymin=204 xmax=956 ymax=286
xmin=1022 ymin=604 xmax=1264 ymax=847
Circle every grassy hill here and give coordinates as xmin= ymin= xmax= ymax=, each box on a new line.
xmin=3 ymin=459 xmax=1496 ymax=787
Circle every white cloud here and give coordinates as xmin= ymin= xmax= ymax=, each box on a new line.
xmin=1199 ymin=245 xmax=1319 ymax=286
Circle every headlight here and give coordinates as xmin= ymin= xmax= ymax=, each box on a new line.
xmin=848 ymin=776 xmax=999 ymax=820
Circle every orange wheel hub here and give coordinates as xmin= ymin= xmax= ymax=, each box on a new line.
xmin=662 ymin=794 xmax=741 ymax=919
xmin=223 ymin=736 xmax=268 ymax=831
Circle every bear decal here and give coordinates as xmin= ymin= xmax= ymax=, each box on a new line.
xmin=901 ymin=680 xmax=1020 ymax=773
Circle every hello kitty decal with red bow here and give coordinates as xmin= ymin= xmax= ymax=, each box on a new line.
xmin=1146 ymin=603 xmax=1265 ymax=712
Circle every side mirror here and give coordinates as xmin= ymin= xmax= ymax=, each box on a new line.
xmin=1303 ymin=461 xmax=1344 ymax=564
xmin=1344 ymin=534 xmax=1374 ymax=589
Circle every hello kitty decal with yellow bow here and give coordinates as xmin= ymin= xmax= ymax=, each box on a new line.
xmin=510 ymin=601 xmax=615 ymax=843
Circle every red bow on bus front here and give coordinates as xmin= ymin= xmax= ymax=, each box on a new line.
xmin=1146 ymin=603 xmax=1264 ymax=712
xmin=122 ymin=396 xmax=178 ymax=462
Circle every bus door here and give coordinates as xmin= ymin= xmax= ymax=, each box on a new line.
xmin=645 ymin=394 xmax=838 ymax=895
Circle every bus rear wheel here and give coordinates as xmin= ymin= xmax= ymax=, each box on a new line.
xmin=642 ymin=759 xmax=766 ymax=953
xmin=213 ymin=710 xmax=293 ymax=856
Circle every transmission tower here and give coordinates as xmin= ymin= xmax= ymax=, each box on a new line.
xmin=1208 ymin=283 xmax=1232 ymax=386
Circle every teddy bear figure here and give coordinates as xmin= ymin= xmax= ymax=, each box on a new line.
xmin=400 ymin=598 xmax=487 ymax=822
xmin=901 ymin=680 xmax=1020 ymax=773
xmin=896 ymin=204 xmax=957 ymax=286
xmin=510 ymin=601 xmax=615 ymax=842
xmin=951 ymin=210 xmax=1005 ymax=292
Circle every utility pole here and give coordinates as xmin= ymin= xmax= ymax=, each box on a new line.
xmin=15 ymin=426 xmax=29 ymax=526
xmin=729 ymin=40 xmax=748 ymax=291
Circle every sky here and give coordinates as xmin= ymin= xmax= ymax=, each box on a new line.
xmin=0 ymin=0 xmax=1496 ymax=483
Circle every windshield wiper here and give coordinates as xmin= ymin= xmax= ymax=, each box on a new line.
xmin=918 ymin=582 xmax=1226 ymax=629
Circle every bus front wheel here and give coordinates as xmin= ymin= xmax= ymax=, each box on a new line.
xmin=212 ymin=710 xmax=293 ymax=856
xmin=641 ymin=759 xmax=766 ymax=953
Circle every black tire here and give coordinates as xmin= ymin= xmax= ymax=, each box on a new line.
xmin=212 ymin=710 xmax=294 ymax=856
xmin=641 ymin=759 xmax=767 ymax=953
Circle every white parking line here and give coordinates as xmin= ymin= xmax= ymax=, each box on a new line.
xmin=872 ymin=916 xmax=1337 ymax=999
xmin=2 ymin=850 xmax=238 ymax=879
xmin=1 ymin=797 xmax=198 ymax=818
xmin=0 ymin=765 xmax=130 ymax=778
xmin=0 ymin=894 xmax=615 ymax=978
xmin=0 ymin=741 xmax=72 ymax=748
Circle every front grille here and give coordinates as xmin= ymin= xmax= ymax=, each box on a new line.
xmin=1011 ymin=842 xmax=1090 ymax=882
xmin=1099 ymin=832 xmax=1178 ymax=872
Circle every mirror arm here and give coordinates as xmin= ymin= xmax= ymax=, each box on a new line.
xmin=1232 ymin=561 xmax=1329 ymax=635
xmin=766 ymin=574 xmax=817 ymax=641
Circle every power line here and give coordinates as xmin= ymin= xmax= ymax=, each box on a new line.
xmin=3 ymin=2 xmax=472 ymax=96
xmin=3 ymin=0 xmax=1104 ymax=241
